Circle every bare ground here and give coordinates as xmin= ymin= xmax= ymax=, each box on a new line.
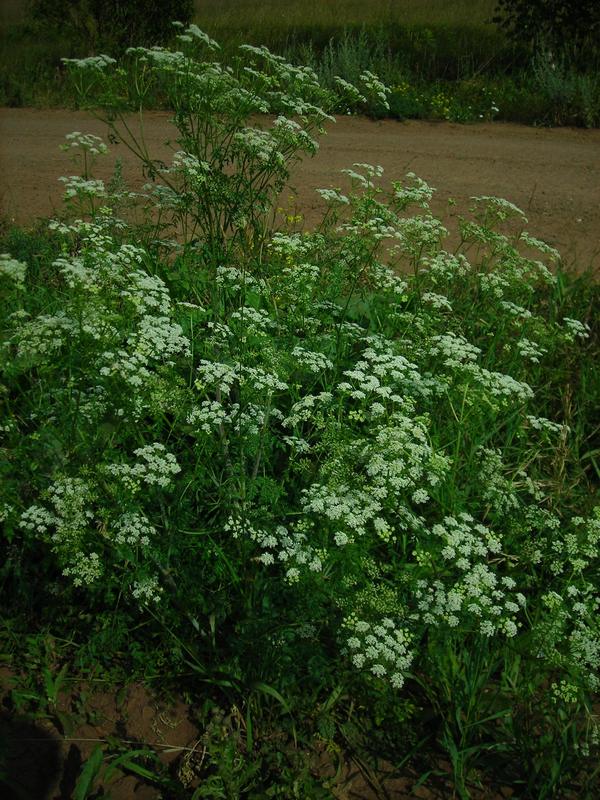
xmin=1 ymin=671 xmax=514 ymax=800
xmin=1 ymin=109 xmax=599 ymax=271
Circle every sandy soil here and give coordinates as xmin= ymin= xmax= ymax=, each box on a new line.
xmin=1 ymin=109 xmax=599 ymax=271
xmin=0 ymin=673 xmax=512 ymax=800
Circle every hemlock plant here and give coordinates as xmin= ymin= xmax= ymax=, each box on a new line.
xmin=1 ymin=24 xmax=598 ymax=797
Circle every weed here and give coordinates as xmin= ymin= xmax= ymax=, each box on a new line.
xmin=1 ymin=26 xmax=599 ymax=798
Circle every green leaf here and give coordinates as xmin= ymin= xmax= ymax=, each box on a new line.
xmin=105 ymin=749 xmax=166 ymax=784
xmin=251 ymin=681 xmax=291 ymax=713
xmin=74 ymin=745 xmax=104 ymax=800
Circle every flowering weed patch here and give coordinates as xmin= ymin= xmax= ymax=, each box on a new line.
xmin=1 ymin=27 xmax=599 ymax=799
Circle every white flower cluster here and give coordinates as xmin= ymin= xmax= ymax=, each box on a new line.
xmin=316 ymin=188 xmax=350 ymax=205
xmin=20 ymin=477 xmax=102 ymax=588
xmin=121 ymin=269 xmax=173 ymax=316
xmin=302 ymin=483 xmax=383 ymax=541
xmin=548 ymin=510 xmax=600 ymax=574
xmin=229 ymin=307 xmax=273 ymax=335
xmin=429 ymin=332 xmax=533 ymax=404
xmin=163 ymin=150 xmax=210 ymax=187
xmin=62 ymin=551 xmax=102 ymax=586
xmin=471 ymin=195 xmax=528 ymax=223
xmin=106 ymin=443 xmax=180 ymax=490
xmin=344 ymin=616 xmax=413 ymax=687
xmin=233 ymin=127 xmax=283 ymax=166
xmin=563 ymin=317 xmax=590 ymax=340
xmin=114 ymin=512 xmax=156 ymax=546
xmin=48 ymin=215 xmax=122 ymax=244
xmin=413 ymin=514 xmax=525 ymax=637
xmin=269 ymin=232 xmax=315 ymax=259
xmin=283 ymin=391 xmax=333 ymax=427
xmin=341 ymin=162 xmax=383 ymax=190
xmin=422 ymin=251 xmax=471 ymax=283
xmin=291 ymin=346 xmax=333 ymax=374
xmin=62 ymin=54 xmax=116 ymax=70
xmin=242 ymin=365 xmax=288 ymax=394
xmin=391 ymin=214 xmax=448 ymax=257
xmin=364 ymin=261 xmax=408 ymax=297
xmin=526 ymin=415 xmax=567 ymax=436
xmin=339 ymin=341 xmax=432 ymax=402
xmin=516 ymin=337 xmax=547 ymax=363
xmin=277 ymin=262 xmax=323 ymax=310
xmin=187 ymin=400 xmax=228 ymax=433
xmin=55 ymin=255 xmax=95 ymax=291
xmin=334 ymin=76 xmax=367 ymax=106
xmin=224 ymin=516 xmax=322 ymax=578
xmin=13 ymin=312 xmax=79 ymax=360
xmin=281 ymin=435 xmax=311 ymax=454
xmin=519 ymin=231 xmax=560 ymax=262
xmin=461 ymin=222 xmax=509 ymax=256
xmin=359 ymin=71 xmax=391 ymax=110
xmin=132 ymin=575 xmax=163 ymax=604
xmin=0 ymin=253 xmax=27 ymax=288
xmin=134 ymin=316 xmax=190 ymax=361
xmin=392 ymin=172 xmax=435 ymax=211
xmin=59 ymin=175 xmax=107 ymax=200
xmin=476 ymin=367 xmax=533 ymax=404
xmin=173 ymin=22 xmax=220 ymax=51
xmin=20 ymin=504 xmax=60 ymax=536
xmin=126 ymin=46 xmax=188 ymax=70
xmin=477 ymin=448 xmax=519 ymax=514
xmin=99 ymin=315 xmax=189 ymax=388
xmin=61 ymin=131 xmax=108 ymax=156
xmin=272 ymin=115 xmax=319 ymax=156
xmin=537 ymin=584 xmax=600 ymax=691
xmin=215 ymin=265 xmax=264 ymax=292
xmin=364 ymin=413 xmax=449 ymax=498
xmin=197 ymin=356 xmax=287 ymax=401
xmin=422 ymin=291 xmax=452 ymax=311
xmin=196 ymin=360 xmax=238 ymax=394
xmin=499 ymin=301 xmax=533 ymax=320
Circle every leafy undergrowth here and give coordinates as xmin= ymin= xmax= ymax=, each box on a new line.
xmin=1 ymin=27 xmax=599 ymax=799
xmin=2 ymin=5 xmax=600 ymax=128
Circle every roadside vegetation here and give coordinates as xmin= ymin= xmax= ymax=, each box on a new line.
xmin=1 ymin=25 xmax=599 ymax=798
xmin=1 ymin=0 xmax=600 ymax=127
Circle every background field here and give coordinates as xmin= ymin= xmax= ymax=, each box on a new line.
xmin=1 ymin=0 xmax=599 ymax=126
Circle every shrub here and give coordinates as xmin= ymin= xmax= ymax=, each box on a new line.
xmin=493 ymin=0 xmax=600 ymax=54
xmin=2 ymin=25 xmax=599 ymax=797
xmin=28 ymin=0 xmax=194 ymax=52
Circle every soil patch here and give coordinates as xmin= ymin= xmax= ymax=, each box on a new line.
xmin=1 ymin=109 xmax=599 ymax=271
xmin=0 ymin=672 xmax=516 ymax=799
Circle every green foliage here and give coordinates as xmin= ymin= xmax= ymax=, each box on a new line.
xmin=2 ymin=1 xmax=599 ymax=127
xmin=29 ymin=0 xmax=194 ymax=51
xmin=1 ymin=26 xmax=600 ymax=798
xmin=493 ymin=0 xmax=600 ymax=52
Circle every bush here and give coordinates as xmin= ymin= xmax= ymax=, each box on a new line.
xmin=29 ymin=0 xmax=194 ymax=52
xmin=2 ymin=25 xmax=599 ymax=797
xmin=493 ymin=0 xmax=600 ymax=54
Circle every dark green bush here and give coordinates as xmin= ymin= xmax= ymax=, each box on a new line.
xmin=493 ymin=0 xmax=600 ymax=54
xmin=29 ymin=0 xmax=194 ymax=52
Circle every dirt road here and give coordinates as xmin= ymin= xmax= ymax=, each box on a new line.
xmin=1 ymin=108 xmax=599 ymax=270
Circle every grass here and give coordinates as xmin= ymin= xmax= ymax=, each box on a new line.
xmin=194 ymin=0 xmax=513 ymax=82
xmin=1 ymin=0 xmax=600 ymax=127
xmin=194 ymin=0 xmax=499 ymax=29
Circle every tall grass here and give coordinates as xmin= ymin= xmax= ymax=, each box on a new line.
xmin=1 ymin=0 xmax=599 ymax=126
xmin=194 ymin=0 xmax=499 ymax=30
xmin=194 ymin=0 xmax=513 ymax=81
